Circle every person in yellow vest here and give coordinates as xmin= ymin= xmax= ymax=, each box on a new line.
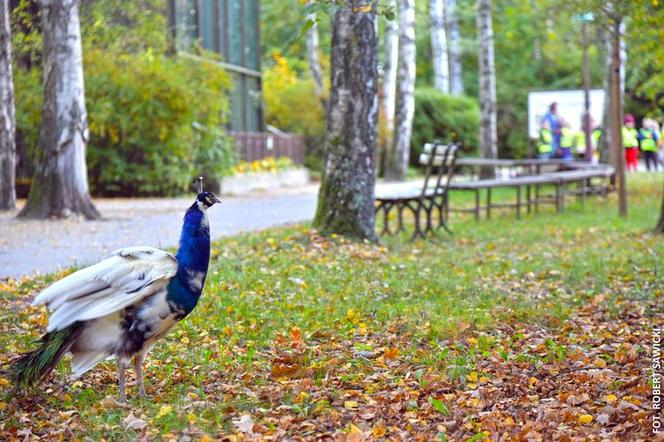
xmin=558 ymin=120 xmax=575 ymax=160
xmin=622 ymin=114 xmax=639 ymax=172
xmin=639 ymin=118 xmax=661 ymax=171
xmin=538 ymin=120 xmax=554 ymax=160
xmin=591 ymin=127 xmax=602 ymax=163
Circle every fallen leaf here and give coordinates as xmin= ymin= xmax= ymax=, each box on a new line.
xmin=123 ymin=413 xmax=147 ymax=431
xmin=578 ymin=414 xmax=593 ymax=424
xmin=233 ymin=414 xmax=255 ymax=433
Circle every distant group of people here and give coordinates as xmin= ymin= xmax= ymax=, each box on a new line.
xmin=537 ymin=102 xmax=663 ymax=172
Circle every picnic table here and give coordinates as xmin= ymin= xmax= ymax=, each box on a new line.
xmin=448 ymin=159 xmax=615 ymax=220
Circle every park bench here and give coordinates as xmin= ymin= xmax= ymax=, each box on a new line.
xmin=375 ymin=143 xmax=458 ymax=240
xmin=447 ymin=160 xmax=615 ymax=220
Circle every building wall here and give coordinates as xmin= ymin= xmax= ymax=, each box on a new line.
xmin=170 ymin=0 xmax=263 ymax=132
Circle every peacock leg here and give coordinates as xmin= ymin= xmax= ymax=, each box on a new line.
xmin=135 ymin=353 xmax=147 ymax=398
xmin=118 ymin=359 xmax=127 ymax=402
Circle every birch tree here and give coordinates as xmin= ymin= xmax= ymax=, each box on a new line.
xmin=306 ymin=10 xmax=327 ymax=112
xmin=385 ymin=0 xmax=416 ymax=181
xmin=313 ymin=1 xmax=378 ymax=242
xmin=446 ymin=0 xmax=463 ymax=95
xmin=0 ymin=0 xmax=16 ymax=210
xmin=19 ymin=0 xmax=99 ymax=219
xmin=382 ymin=0 xmax=398 ymax=136
xmin=430 ymin=0 xmax=449 ymax=93
xmin=477 ymin=0 xmax=497 ymax=165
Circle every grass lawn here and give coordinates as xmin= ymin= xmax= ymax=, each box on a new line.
xmin=1 ymin=174 xmax=663 ymax=440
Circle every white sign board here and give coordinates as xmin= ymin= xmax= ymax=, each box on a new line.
xmin=527 ymin=89 xmax=605 ymax=138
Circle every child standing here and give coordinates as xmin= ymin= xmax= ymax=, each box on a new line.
xmin=639 ymin=118 xmax=661 ymax=171
xmin=622 ymin=114 xmax=639 ymax=171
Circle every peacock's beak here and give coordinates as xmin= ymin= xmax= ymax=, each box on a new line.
xmin=211 ymin=194 xmax=221 ymax=205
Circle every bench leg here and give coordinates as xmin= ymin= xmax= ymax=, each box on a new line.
xmin=526 ymin=185 xmax=532 ymax=214
xmin=474 ymin=190 xmax=480 ymax=221
xmin=486 ymin=188 xmax=492 ymax=220
xmin=535 ymin=184 xmax=540 ymax=213
xmin=516 ymin=186 xmax=521 ymax=220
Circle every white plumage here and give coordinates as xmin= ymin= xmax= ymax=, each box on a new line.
xmin=33 ymin=246 xmax=178 ymax=332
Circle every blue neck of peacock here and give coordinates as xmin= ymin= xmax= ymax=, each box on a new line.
xmin=174 ymin=203 xmax=211 ymax=297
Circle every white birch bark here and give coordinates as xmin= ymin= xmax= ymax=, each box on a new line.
xmin=0 ymin=0 xmax=16 ymax=210
xmin=446 ymin=0 xmax=463 ymax=95
xmin=477 ymin=0 xmax=497 ymax=164
xmin=313 ymin=1 xmax=378 ymax=241
xmin=430 ymin=0 xmax=449 ymax=93
xmin=19 ymin=0 xmax=99 ymax=219
xmin=306 ymin=11 xmax=327 ymax=112
xmin=382 ymin=0 xmax=398 ymax=136
xmin=386 ymin=0 xmax=416 ymax=181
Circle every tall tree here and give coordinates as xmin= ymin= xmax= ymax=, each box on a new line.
xmin=306 ymin=9 xmax=327 ymax=112
xmin=445 ymin=0 xmax=463 ymax=95
xmin=0 ymin=0 xmax=16 ymax=210
xmin=430 ymin=0 xmax=449 ymax=93
xmin=382 ymin=0 xmax=398 ymax=135
xmin=385 ymin=0 xmax=416 ymax=181
xmin=477 ymin=0 xmax=497 ymax=165
xmin=313 ymin=1 xmax=378 ymax=242
xmin=19 ymin=0 xmax=99 ymax=219
xmin=380 ymin=0 xmax=399 ymax=176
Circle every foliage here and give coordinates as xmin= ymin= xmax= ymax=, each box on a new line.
xmin=411 ymin=88 xmax=480 ymax=162
xmin=229 ymin=156 xmax=296 ymax=176
xmin=0 ymin=176 xmax=662 ymax=438
xmin=11 ymin=0 xmax=235 ymax=196
xmin=263 ymin=52 xmax=327 ymax=171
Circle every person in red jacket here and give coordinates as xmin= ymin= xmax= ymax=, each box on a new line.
xmin=622 ymin=114 xmax=639 ymax=172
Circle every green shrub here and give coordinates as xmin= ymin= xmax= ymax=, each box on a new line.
xmin=263 ymin=53 xmax=327 ymax=173
xmin=411 ymin=88 xmax=480 ymax=164
xmin=14 ymin=52 xmax=234 ymax=196
xmin=12 ymin=0 xmax=235 ymax=196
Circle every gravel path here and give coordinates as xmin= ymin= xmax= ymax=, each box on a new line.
xmin=0 ymin=185 xmax=318 ymax=279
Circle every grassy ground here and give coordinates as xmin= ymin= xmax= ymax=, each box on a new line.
xmin=1 ymin=174 xmax=663 ymax=440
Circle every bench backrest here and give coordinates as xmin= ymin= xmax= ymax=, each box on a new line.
xmin=419 ymin=143 xmax=458 ymax=197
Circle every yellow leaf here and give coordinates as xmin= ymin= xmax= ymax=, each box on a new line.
xmin=344 ymin=400 xmax=359 ymax=409
xmin=187 ymin=413 xmax=196 ymax=425
xmin=467 ymin=371 xmax=478 ymax=382
xmin=504 ymin=416 xmax=515 ymax=426
xmin=156 ymin=405 xmax=173 ymax=418
xmin=593 ymin=357 xmax=607 ymax=368
xmin=467 ymin=337 xmax=478 ymax=347
xmin=180 ymin=336 xmax=190 ymax=345
xmin=201 ymin=435 xmax=215 ymax=442
xmin=578 ymin=414 xmax=593 ymax=424
xmin=605 ymin=394 xmax=618 ymax=403
xmin=528 ymin=377 xmax=539 ymax=387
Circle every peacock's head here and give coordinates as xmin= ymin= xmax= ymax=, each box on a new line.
xmin=196 ymin=191 xmax=221 ymax=209
xmin=191 ymin=177 xmax=220 ymax=210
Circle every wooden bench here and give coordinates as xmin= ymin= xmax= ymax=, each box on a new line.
xmin=375 ymin=143 xmax=458 ymax=240
xmin=447 ymin=160 xmax=615 ymax=220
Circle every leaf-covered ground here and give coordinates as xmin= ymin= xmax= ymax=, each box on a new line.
xmin=1 ymin=174 xmax=663 ymax=441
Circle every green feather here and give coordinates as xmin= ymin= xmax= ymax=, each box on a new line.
xmin=7 ymin=323 xmax=83 ymax=392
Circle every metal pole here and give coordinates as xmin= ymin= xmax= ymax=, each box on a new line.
xmin=582 ymin=20 xmax=592 ymax=161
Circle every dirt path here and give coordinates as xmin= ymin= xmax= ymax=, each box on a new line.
xmin=0 ymin=185 xmax=319 ymax=279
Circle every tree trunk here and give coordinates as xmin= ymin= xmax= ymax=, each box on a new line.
xmin=477 ymin=0 xmax=497 ymax=171
xmin=313 ymin=1 xmax=378 ymax=242
xmin=306 ymin=11 xmax=327 ymax=112
xmin=380 ymin=0 xmax=398 ymax=177
xmin=19 ymin=0 xmax=99 ymax=219
xmin=610 ymin=18 xmax=626 ymax=217
xmin=655 ymin=180 xmax=664 ymax=233
xmin=385 ymin=0 xmax=416 ymax=181
xmin=446 ymin=0 xmax=463 ymax=95
xmin=600 ymin=28 xmax=614 ymax=165
xmin=0 ymin=0 xmax=16 ymax=210
xmin=430 ymin=0 xmax=449 ymax=93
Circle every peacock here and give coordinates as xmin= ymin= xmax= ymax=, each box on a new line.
xmin=8 ymin=178 xmax=220 ymax=401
